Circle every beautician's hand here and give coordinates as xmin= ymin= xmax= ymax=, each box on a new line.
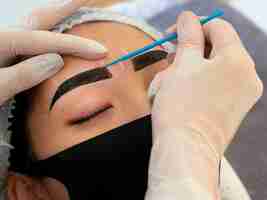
xmin=149 ymin=11 xmax=263 ymax=161
xmin=146 ymin=11 xmax=263 ymax=200
xmin=0 ymin=0 xmax=107 ymax=105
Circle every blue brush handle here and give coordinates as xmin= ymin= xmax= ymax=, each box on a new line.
xmin=107 ymin=9 xmax=224 ymax=67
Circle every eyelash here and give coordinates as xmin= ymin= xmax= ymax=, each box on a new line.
xmin=70 ymin=105 xmax=113 ymax=125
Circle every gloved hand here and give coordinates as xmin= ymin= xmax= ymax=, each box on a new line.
xmin=146 ymin=11 xmax=263 ymax=200
xmin=0 ymin=1 xmax=107 ymax=195
xmin=0 ymin=0 xmax=107 ymax=105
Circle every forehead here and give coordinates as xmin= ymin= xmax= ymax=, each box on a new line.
xmin=67 ymin=21 xmax=156 ymax=51
xmin=29 ymin=21 xmax=160 ymax=111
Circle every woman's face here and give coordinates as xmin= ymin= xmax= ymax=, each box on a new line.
xmin=20 ymin=21 xmax=170 ymax=200
xmin=26 ymin=21 xmax=169 ymax=161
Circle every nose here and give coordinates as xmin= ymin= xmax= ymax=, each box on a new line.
xmin=108 ymin=49 xmax=135 ymax=78
xmin=110 ymin=60 xmax=134 ymax=77
xmin=111 ymin=68 xmax=151 ymax=120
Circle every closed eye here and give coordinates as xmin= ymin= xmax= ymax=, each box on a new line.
xmin=69 ymin=105 xmax=113 ymax=125
xmin=50 ymin=67 xmax=112 ymax=111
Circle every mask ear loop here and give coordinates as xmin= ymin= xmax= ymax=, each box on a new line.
xmin=218 ymin=159 xmax=222 ymax=186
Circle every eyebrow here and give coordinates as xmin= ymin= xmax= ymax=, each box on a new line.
xmin=49 ymin=50 xmax=168 ymax=111
xmin=50 ymin=68 xmax=112 ymax=110
xmin=132 ymin=50 xmax=168 ymax=71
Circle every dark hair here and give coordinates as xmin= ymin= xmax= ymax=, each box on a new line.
xmin=8 ymin=92 xmax=33 ymax=174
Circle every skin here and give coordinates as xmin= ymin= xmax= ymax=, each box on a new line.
xmin=8 ymin=21 xmax=169 ymax=200
xmin=85 ymin=0 xmax=126 ymax=7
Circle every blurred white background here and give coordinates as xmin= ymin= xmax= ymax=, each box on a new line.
xmin=229 ymin=1 xmax=266 ymax=32
xmin=0 ymin=0 xmax=265 ymax=33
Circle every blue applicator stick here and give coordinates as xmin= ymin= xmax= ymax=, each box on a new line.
xmin=106 ymin=9 xmax=224 ymax=69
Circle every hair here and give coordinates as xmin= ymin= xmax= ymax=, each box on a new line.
xmin=8 ymin=91 xmax=33 ymax=174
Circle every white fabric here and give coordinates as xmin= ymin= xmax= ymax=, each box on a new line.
xmin=107 ymin=0 xmax=181 ymax=20
xmin=52 ymin=7 xmax=175 ymax=53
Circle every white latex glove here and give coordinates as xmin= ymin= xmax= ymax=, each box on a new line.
xmin=0 ymin=0 xmax=107 ymax=105
xmin=146 ymin=11 xmax=263 ymax=200
xmin=0 ymin=2 xmax=107 ymax=195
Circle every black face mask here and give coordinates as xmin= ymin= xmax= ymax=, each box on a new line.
xmin=27 ymin=115 xmax=152 ymax=200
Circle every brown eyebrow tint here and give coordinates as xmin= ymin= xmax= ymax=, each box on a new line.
xmin=50 ymin=68 xmax=112 ymax=110
xmin=49 ymin=50 xmax=168 ymax=111
xmin=132 ymin=50 xmax=168 ymax=71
